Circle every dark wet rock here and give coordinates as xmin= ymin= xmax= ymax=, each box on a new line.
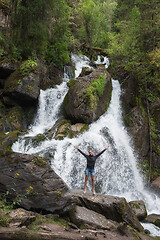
xmin=64 ymin=66 xmax=112 ymax=124
xmin=65 ymin=190 xmax=144 ymax=232
xmin=152 ymin=176 xmax=160 ymax=192
xmin=0 ymin=60 xmax=19 ymax=79
xmin=38 ymin=63 xmax=64 ymax=90
xmin=69 ymin=205 xmax=118 ymax=230
xmin=0 ymin=131 xmax=20 ymax=151
xmin=143 ymin=214 xmax=160 ymax=228
xmin=0 ymin=101 xmax=30 ymax=132
xmin=129 ymin=200 xmax=147 ymax=221
xmin=2 ymin=96 xmax=17 ymax=107
xmin=0 ymin=149 xmax=71 ymax=214
xmin=79 ymin=67 xmax=93 ymax=77
xmin=123 ymin=106 xmax=149 ymax=159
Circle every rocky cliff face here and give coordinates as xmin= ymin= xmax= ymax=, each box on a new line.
xmin=64 ymin=66 xmax=112 ymax=123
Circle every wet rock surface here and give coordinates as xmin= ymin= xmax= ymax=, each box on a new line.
xmin=143 ymin=214 xmax=160 ymax=228
xmin=65 ymin=190 xmax=144 ymax=232
xmin=0 ymin=149 xmax=71 ymax=214
xmin=129 ymin=200 xmax=147 ymax=221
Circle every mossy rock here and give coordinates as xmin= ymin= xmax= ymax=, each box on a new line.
xmin=64 ymin=66 xmax=112 ymax=123
xmin=4 ymin=60 xmax=40 ymax=104
xmin=55 ymin=122 xmax=71 ymax=140
xmin=0 ymin=130 xmax=20 ymax=151
xmin=33 ymin=156 xmax=48 ymax=168
xmin=79 ymin=67 xmax=93 ymax=77
xmin=0 ymin=104 xmax=24 ymax=132
xmin=67 ymin=78 xmax=76 ymax=88
xmin=4 ymin=68 xmax=22 ymax=92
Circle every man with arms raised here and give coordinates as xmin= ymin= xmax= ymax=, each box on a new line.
xmin=74 ymin=145 xmax=109 ymax=195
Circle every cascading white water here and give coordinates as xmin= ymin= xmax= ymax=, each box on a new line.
xmin=12 ymin=54 xmax=160 ymax=235
xmin=26 ymin=83 xmax=68 ymax=137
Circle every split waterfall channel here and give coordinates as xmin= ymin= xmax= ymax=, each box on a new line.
xmin=12 ymin=54 xmax=160 ymax=236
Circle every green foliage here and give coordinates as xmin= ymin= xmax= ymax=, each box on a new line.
xmin=46 ymin=0 xmax=71 ymax=66
xmin=67 ymin=79 xmax=76 ymax=88
xmin=92 ymin=74 xmax=106 ymax=97
xmin=0 ymin=212 xmax=10 ymax=227
xmin=0 ymin=0 xmax=71 ymax=67
xmin=20 ymin=59 xmax=37 ymax=76
xmin=46 ymin=41 xmax=70 ymax=68
xmin=77 ymin=0 xmax=117 ymax=49
xmin=84 ymin=74 xmax=106 ymax=108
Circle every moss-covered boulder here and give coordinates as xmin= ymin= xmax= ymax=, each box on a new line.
xmin=63 ymin=66 xmax=112 ymax=124
xmin=4 ymin=60 xmax=40 ymax=105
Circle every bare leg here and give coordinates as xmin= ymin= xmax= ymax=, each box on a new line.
xmin=84 ymin=175 xmax=89 ymax=193
xmin=91 ymin=176 xmax=95 ymax=195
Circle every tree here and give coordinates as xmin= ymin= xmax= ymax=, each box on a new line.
xmin=78 ymin=0 xmax=101 ymax=49
xmin=1 ymin=0 xmax=71 ymax=67
xmin=77 ymin=0 xmax=117 ymax=50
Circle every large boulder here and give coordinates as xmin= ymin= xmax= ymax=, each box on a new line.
xmin=4 ymin=61 xmax=40 ymax=105
xmin=65 ymin=190 xmax=144 ymax=232
xmin=69 ymin=205 xmax=118 ymax=230
xmin=0 ymin=149 xmax=71 ymax=214
xmin=64 ymin=66 xmax=112 ymax=123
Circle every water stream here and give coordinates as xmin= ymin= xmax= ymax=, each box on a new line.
xmin=12 ymin=54 xmax=160 ymax=236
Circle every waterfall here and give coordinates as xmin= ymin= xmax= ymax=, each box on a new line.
xmin=12 ymin=54 xmax=160 ymax=220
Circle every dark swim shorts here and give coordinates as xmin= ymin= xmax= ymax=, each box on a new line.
xmin=85 ymin=168 xmax=95 ymax=176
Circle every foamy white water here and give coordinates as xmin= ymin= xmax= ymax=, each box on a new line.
xmin=12 ymin=54 xmax=160 ymax=224
xmin=71 ymin=53 xmax=91 ymax=78
xmin=94 ymin=55 xmax=110 ymax=68
xmin=141 ymin=223 xmax=160 ymax=236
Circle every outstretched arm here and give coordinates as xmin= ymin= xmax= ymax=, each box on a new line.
xmin=74 ymin=146 xmax=87 ymax=158
xmin=95 ymin=146 xmax=109 ymax=157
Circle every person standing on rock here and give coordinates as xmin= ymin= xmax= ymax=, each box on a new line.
xmin=74 ymin=145 xmax=109 ymax=195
